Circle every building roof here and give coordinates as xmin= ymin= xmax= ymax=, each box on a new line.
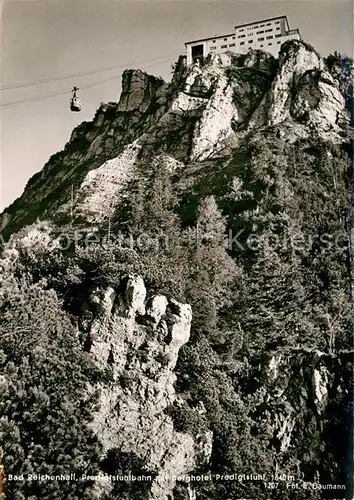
xmin=185 ymin=32 xmax=235 ymax=47
xmin=234 ymin=15 xmax=288 ymax=30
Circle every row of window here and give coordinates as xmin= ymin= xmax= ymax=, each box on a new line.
xmin=212 ymin=42 xmax=236 ymax=50
xmin=241 ymin=19 xmax=280 ymax=32
xmin=258 ymin=34 xmax=276 ymax=41
xmin=238 ymin=26 xmax=280 ymax=38
xmin=210 ymin=33 xmax=283 ymax=50
xmin=216 ymin=41 xmax=279 ymax=50
xmin=212 ymin=35 xmax=235 ymax=43
xmin=259 ymin=41 xmax=282 ymax=47
xmin=238 ymin=40 xmax=281 ymax=47
xmin=210 ymin=31 xmax=281 ymax=46
xmin=257 ymin=27 xmax=280 ymax=34
xmin=246 ymin=36 xmax=283 ymax=44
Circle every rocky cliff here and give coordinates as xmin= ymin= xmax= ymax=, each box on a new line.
xmin=2 ymin=40 xmax=352 ymax=237
xmin=0 ymin=40 xmax=353 ymax=500
xmin=85 ymin=276 xmax=212 ymax=500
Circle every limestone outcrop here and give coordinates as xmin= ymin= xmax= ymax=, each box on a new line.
xmin=0 ymin=38 xmax=352 ymax=500
xmin=2 ymin=40 xmax=351 ymax=235
xmin=117 ymin=69 xmax=167 ymax=113
xmin=87 ymin=276 xmax=211 ymax=499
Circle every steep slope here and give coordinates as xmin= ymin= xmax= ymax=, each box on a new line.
xmin=2 ymin=41 xmax=351 ymax=238
xmin=1 ymin=69 xmax=170 ymax=236
xmin=0 ymin=40 xmax=353 ymax=500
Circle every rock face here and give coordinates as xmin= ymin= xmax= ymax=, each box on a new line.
xmin=72 ymin=141 xmax=141 ymax=223
xmin=1 ymin=73 xmax=171 ymax=237
xmin=2 ymin=40 xmax=351 ymax=236
xmin=0 ymin=39 xmax=352 ymax=500
xmin=87 ymin=276 xmax=211 ymax=499
xmin=267 ymin=41 xmax=324 ymax=125
xmin=190 ymin=73 xmax=238 ymax=161
xmin=117 ymin=70 xmax=167 ymax=113
xmin=265 ymin=41 xmax=346 ymax=139
xmin=262 ymin=348 xmax=352 ymax=464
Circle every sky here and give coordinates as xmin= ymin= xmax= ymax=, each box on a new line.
xmin=1 ymin=0 xmax=353 ymax=211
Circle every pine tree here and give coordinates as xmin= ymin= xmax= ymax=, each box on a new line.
xmin=185 ymin=196 xmax=239 ymax=339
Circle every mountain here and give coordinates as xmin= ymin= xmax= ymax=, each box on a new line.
xmin=0 ymin=40 xmax=353 ymax=500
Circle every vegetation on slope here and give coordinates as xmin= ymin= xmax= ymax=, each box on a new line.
xmin=1 ymin=126 xmax=352 ymax=499
xmin=1 ymin=49 xmax=353 ymax=499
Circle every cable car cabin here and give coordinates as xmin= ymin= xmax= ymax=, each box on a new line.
xmin=70 ymin=87 xmax=81 ymax=112
xmin=70 ymin=97 xmax=81 ymax=112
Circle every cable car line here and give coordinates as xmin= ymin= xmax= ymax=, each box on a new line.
xmin=0 ymin=53 xmax=177 ymax=91
xmin=0 ymin=88 xmax=70 ymax=108
xmin=0 ymin=55 xmax=174 ymax=109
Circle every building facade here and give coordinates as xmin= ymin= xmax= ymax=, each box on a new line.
xmin=185 ymin=16 xmax=301 ymax=64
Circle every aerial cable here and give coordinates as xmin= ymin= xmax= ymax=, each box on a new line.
xmin=0 ymin=88 xmax=70 ymax=108
xmin=0 ymin=53 xmax=177 ymax=91
xmin=0 ymin=55 xmax=174 ymax=109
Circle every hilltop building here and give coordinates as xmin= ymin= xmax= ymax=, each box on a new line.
xmin=185 ymin=15 xmax=301 ymax=64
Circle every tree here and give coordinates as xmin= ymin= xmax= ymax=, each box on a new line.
xmin=184 ymin=196 xmax=239 ymax=340
xmin=0 ymin=276 xmax=101 ymax=499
